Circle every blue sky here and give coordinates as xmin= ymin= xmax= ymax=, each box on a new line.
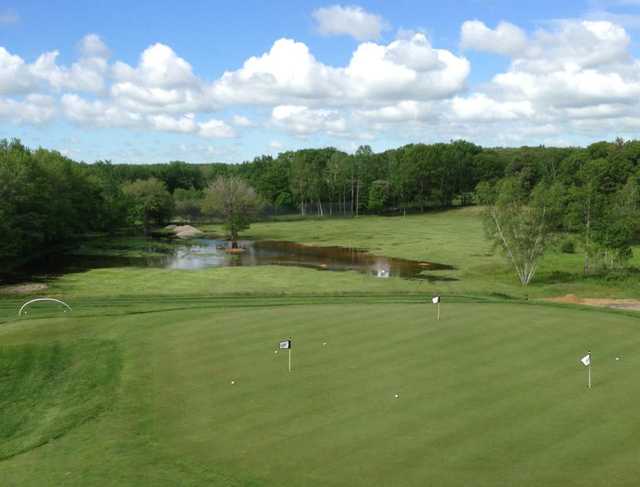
xmin=2 ymin=0 xmax=640 ymax=163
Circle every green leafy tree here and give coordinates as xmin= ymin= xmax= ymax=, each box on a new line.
xmin=173 ymin=188 xmax=204 ymax=222
xmin=368 ymin=180 xmax=390 ymax=213
xmin=122 ymin=178 xmax=174 ymax=234
xmin=202 ymin=176 xmax=261 ymax=248
xmin=590 ymin=176 xmax=640 ymax=269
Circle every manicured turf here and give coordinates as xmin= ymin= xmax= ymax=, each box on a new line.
xmin=1 ymin=299 xmax=640 ymax=486
xmin=2 ymin=209 xmax=640 ymax=485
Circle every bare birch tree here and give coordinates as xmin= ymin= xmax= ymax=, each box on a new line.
xmin=478 ymin=178 xmax=562 ymax=286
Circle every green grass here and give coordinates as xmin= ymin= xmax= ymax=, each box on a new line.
xmin=20 ymin=208 xmax=638 ymax=302
xmin=1 ymin=300 xmax=640 ymax=486
xmin=215 ymin=208 xmax=640 ymax=299
xmin=2 ymin=208 xmax=640 ymax=485
xmin=0 ymin=339 xmax=121 ymax=461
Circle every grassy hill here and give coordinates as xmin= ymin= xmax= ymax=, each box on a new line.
xmin=1 ymin=209 xmax=640 ymax=485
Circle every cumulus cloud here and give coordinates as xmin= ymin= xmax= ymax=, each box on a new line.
xmin=63 ymin=93 xmax=235 ymax=138
xmin=449 ymin=94 xmax=534 ymax=121
xmin=61 ymin=93 xmax=142 ymax=127
xmin=31 ymin=48 xmax=108 ymax=93
xmin=79 ymin=33 xmax=110 ymax=58
xmin=0 ymin=30 xmax=471 ymax=140
xmin=0 ymin=47 xmax=35 ymax=94
xmin=460 ymin=20 xmax=527 ymax=56
xmin=312 ymin=5 xmax=389 ymax=41
xmin=8 ymin=20 xmax=640 ymax=149
xmin=0 ymin=34 xmax=110 ymax=96
xmin=271 ymin=105 xmax=347 ymax=135
xmin=148 ymin=113 xmax=197 ymax=133
xmin=0 ymin=94 xmax=55 ymax=124
xmin=111 ymin=43 xmax=209 ymax=113
xmin=112 ymin=43 xmax=197 ymax=88
xmin=355 ymin=100 xmax=432 ymax=123
xmin=232 ymin=114 xmax=254 ymax=127
xmin=452 ymin=18 xmax=640 ymax=136
xmin=198 ymin=119 xmax=236 ymax=138
xmin=210 ymin=34 xmax=469 ymax=107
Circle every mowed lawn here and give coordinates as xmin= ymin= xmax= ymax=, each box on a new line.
xmin=4 ymin=208 xmax=639 ymax=302
xmin=2 ymin=300 xmax=640 ymax=486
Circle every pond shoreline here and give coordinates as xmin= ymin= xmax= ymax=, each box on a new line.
xmin=0 ymin=235 xmax=455 ymax=287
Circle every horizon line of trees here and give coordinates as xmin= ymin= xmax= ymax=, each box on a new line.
xmin=3 ymin=137 xmax=640 ymax=279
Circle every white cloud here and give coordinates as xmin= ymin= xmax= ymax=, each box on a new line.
xmin=455 ymin=18 xmax=640 ymax=135
xmin=356 ymin=100 xmax=432 ymax=123
xmin=449 ymin=94 xmax=535 ymax=121
xmin=113 ymin=43 xmax=197 ymax=88
xmin=211 ymin=34 xmax=469 ymax=107
xmin=61 ymin=93 xmax=142 ymax=127
xmin=198 ymin=119 xmax=236 ymax=138
xmin=0 ymin=35 xmax=110 ymax=96
xmin=0 ymin=94 xmax=55 ymax=124
xmin=271 ymin=105 xmax=348 ymax=135
xmin=232 ymin=114 xmax=254 ymax=127
xmin=9 ymin=21 xmax=640 ymax=150
xmin=0 ymin=47 xmax=35 ymax=94
xmin=62 ymin=93 xmax=235 ymax=138
xmin=110 ymin=43 xmax=209 ymax=114
xmin=31 ymin=51 xmax=107 ymax=93
xmin=312 ymin=5 xmax=389 ymax=41
xmin=148 ymin=113 xmax=197 ymax=133
xmin=460 ymin=20 xmax=527 ymax=55
xmin=0 ymin=32 xmax=471 ymax=141
xmin=79 ymin=33 xmax=110 ymax=58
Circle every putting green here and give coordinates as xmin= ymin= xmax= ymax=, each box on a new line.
xmin=1 ymin=300 xmax=639 ymax=486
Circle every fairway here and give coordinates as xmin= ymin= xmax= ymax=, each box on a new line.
xmin=2 ymin=299 xmax=640 ymax=486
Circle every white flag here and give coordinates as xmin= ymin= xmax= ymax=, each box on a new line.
xmin=279 ymin=340 xmax=291 ymax=349
xmin=580 ymin=354 xmax=591 ymax=366
xmin=432 ymin=296 xmax=440 ymax=304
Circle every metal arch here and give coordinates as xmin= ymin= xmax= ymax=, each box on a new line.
xmin=18 ymin=298 xmax=72 ymax=316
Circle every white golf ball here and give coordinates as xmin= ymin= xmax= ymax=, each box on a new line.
xmin=231 ymin=380 xmax=235 ymax=385
xmin=322 ymin=342 xmax=327 ymax=346
xmin=394 ymin=394 xmax=399 ymax=398
xmin=616 ymin=357 xmax=621 ymax=361
xmin=274 ymin=350 xmax=279 ymax=354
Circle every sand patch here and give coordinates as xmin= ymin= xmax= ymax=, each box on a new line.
xmin=164 ymin=225 xmax=204 ymax=239
xmin=546 ymin=294 xmax=640 ymax=311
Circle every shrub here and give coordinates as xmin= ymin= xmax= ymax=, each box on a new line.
xmin=560 ymin=238 xmax=575 ymax=254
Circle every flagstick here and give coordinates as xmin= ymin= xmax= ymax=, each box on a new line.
xmin=437 ymin=302 xmax=440 ymax=321
xmin=288 ymin=348 xmax=292 ymax=373
xmin=588 ymin=352 xmax=592 ymax=389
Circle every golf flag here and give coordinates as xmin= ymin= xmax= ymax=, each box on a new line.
xmin=279 ymin=340 xmax=292 ymax=349
xmin=580 ymin=353 xmax=591 ymax=366
xmin=432 ymin=296 xmax=440 ymax=304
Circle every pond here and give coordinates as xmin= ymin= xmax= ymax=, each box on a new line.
xmin=2 ymin=238 xmax=454 ymax=283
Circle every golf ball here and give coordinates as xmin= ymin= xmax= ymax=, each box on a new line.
xmin=274 ymin=350 xmax=279 ymax=354
xmin=616 ymin=357 xmax=621 ymax=361
xmin=323 ymin=342 xmax=327 ymax=346
xmin=394 ymin=394 xmax=399 ymax=398
xmin=231 ymin=380 xmax=235 ymax=385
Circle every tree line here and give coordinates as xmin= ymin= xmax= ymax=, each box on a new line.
xmin=479 ymin=139 xmax=640 ymax=283
xmin=3 ymin=137 xmax=640 ymax=278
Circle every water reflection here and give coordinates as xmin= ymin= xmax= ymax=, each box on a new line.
xmin=4 ymin=238 xmax=455 ymax=282
xmin=164 ymin=239 xmax=453 ymax=279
